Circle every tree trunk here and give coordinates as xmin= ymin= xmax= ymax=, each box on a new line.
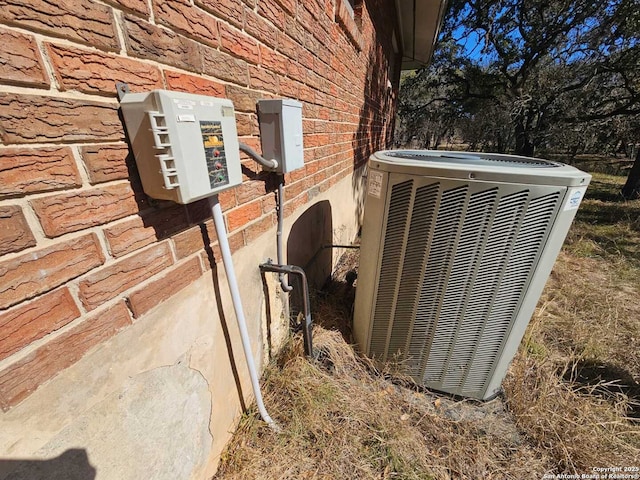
xmin=621 ymin=148 xmax=640 ymax=200
xmin=514 ymin=118 xmax=535 ymax=157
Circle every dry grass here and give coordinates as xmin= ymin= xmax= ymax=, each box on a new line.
xmin=215 ymin=172 xmax=640 ymax=479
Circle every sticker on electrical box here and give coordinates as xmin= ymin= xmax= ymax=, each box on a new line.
xmin=200 ymin=121 xmax=229 ymax=189
xmin=368 ymin=171 xmax=384 ymax=198
xmin=563 ymin=186 xmax=587 ymax=211
xmin=177 ymin=114 xmax=195 ymax=122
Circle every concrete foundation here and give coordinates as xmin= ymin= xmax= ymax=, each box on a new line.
xmin=0 ymin=173 xmax=360 ymax=479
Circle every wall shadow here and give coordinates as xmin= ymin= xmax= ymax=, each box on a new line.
xmin=350 ymin=0 xmax=402 ymax=228
xmin=0 ymin=449 xmax=96 ymax=480
xmin=199 ymin=225 xmax=247 ymax=412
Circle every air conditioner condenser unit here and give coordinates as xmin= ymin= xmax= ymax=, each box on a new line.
xmin=353 ymin=150 xmax=591 ymax=400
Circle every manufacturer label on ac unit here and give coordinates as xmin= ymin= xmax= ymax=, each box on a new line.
xmin=368 ymin=171 xmax=384 ymax=198
xmin=563 ymin=186 xmax=587 ymax=211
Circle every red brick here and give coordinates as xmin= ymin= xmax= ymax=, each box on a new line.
xmin=284 ymin=15 xmax=305 ymax=44
xmin=235 ymin=177 xmax=270 ymax=204
xmin=0 ymin=28 xmax=49 ymax=88
xmin=306 ymin=160 xmax=320 ymax=175
xmin=201 ymin=46 xmax=249 ymax=85
xmin=226 ymin=201 xmax=262 ymax=231
xmin=154 ymin=0 xmax=219 ymax=47
xmin=77 ymin=242 xmax=173 ymax=311
xmin=0 ymin=288 xmax=80 ymax=362
xmin=0 ymin=94 xmax=121 ymax=144
xmin=303 ymin=0 xmax=325 ymax=21
xmin=196 ymin=0 xmax=244 ymax=28
xmin=184 ymin=192 xmax=236 ymax=226
xmin=249 ymin=66 xmax=279 ymax=93
xmin=0 ymin=147 xmax=81 ymax=196
xmin=284 ymin=191 xmax=308 ymax=217
xmin=0 ymin=234 xmax=104 ymax=309
xmin=79 ymin=144 xmax=130 ymax=185
xmin=47 ymin=44 xmax=163 ymax=96
xmin=0 ymin=302 xmax=131 ymax=411
xmin=298 ymin=47 xmax=315 ymax=70
xmin=103 ymin=0 xmax=149 ymax=15
xmin=127 ymin=257 xmax=202 ymax=318
xmin=242 ymin=213 xmax=275 ymax=244
xmin=244 ymin=8 xmax=279 ymax=48
xmin=235 ymin=113 xmax=259 ymax=136
xmin=335 ymin=1 xmax=363 ymax=49
xmin=278 ymin=34 xmax=299 ymax=60
xmin=219 ymin=23 xmax=260 ymax=65
xmin=226 ymin=85 xmax=265 ymax=113
xmin=286 ymin=62 xmax=305 ymax=83
xmin=274 ymin=0 xmax=295 ymax=14
xmin=305 ymin=133 xmax=330 ymax=148
xmin=0 ymin=206 xmax=36 ymax=256
xmin=285 ymin=178 xmax=307 ymax=199
xmin=104 ymin=205 xmax=188 ymax=257
xmin=0 ymin=0 xmax=119 ymax=51
xmin=123 ymin=14 xmax=202 ymax=73
xmin=257 ymin=0 xmax=285 ymax=29
xmin=279 ymin=76 xmax=299 ymax=98
xmin=237 ymin=136 xmax=262 ymax=153
xmin=259 ymin=46 xmax=288 ymax=76
xmin=173 ymin=224 xmax=209 ymax=259
xmin=261 ymin=192 xmax=277 ymax=213
xmin=164 ymin=71 xmax=225 ymax=97
xmin=31 ymin=183 xmax=139 ymax=238
xmin=210 ymin=229 xmax=245 ymax=260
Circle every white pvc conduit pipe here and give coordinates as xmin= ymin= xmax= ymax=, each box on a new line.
xmin=209 ymin=195 xmax=278 ymax=430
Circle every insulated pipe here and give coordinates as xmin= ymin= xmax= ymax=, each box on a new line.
xmin=209 ymin=195 xmax=278 ymax=430
xmin=276 ymin=179 xmax=293 ymax=292
xmin=238 ymin=142 xmax=278 ymax=170
xmin=259 ymin=261 xmax=313 ymax=358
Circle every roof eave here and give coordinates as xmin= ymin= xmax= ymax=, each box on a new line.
xmin=395 ymin=0 xmax=448 ymax=70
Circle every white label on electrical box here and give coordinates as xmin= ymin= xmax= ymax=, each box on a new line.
xmin=200 ymin=100 xmax=214 ymax=107
xmin=563 ymin=186 xmax=587 ymax=211
xmin=177 ymin=114 xmax=196 ymax=122
xmin=174 ymin=99 xmax=196 ymax=106
xmin=368 ymin=171 xmax=384 ymax=198
xmin=176 ymin=104 xmax=193 ymax=110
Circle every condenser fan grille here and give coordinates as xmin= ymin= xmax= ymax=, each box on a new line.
xmin=368 ymin=179 xmax=562 ymax=398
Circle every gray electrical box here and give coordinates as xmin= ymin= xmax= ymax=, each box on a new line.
xmin=119 ymin=90 xmax=242 ymax=204
xmin=258 ymin=99 xmax=304 ymax=173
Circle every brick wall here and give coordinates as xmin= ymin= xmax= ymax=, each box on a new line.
xmin=0 ymin=0 xmax=399 ymax=411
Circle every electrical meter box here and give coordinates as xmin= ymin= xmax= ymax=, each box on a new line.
xmin=258 ymin=99 xmax=304 ymax=173
xmin=119 ymin=90 xmax=242 ymax=204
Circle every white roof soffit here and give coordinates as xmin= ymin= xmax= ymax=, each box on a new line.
xmin=396 ymin=0 xmax=447 ymax=70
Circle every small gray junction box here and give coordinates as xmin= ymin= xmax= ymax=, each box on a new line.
xmin=120 ymin=90 xmax=242 ymax=204
xmin=258 ymin=99 xmax=304 ymax=173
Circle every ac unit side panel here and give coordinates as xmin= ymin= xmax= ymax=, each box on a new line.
xmin=387 ymin=182 xmax=440 ymax=366
xmin=352 ymin=169 xmax=392 ymax=352
xmin=483 ymin=186 xmax=585 ymax=397
xmin=426 ymin=187 xmax=501 ymax=388
xmin=462 ymin=189 xmax=564 ymax=398
xmin=368 ymin=179 xmax=414 ymax=359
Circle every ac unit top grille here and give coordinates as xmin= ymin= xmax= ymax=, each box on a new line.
xmin=385 ymin=151 xmax=563 ymax=168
